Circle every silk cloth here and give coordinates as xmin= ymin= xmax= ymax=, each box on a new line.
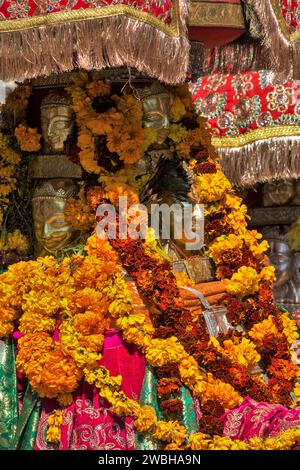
xmin=0 ymin=339 xmax=41 ymax=450
xmin=34 ymin=329 xmax=145 ymax=450
xmin=223 ymin=396 xmax=300 ymax=440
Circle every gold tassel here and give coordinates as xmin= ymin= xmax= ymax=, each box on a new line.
xmin=246 ymin=0 xmax=300 ymax=79
xmin=218 ymin=137 xmax=300 ymax=187
xmin=0 ymin=12 xmax=189 ymax=84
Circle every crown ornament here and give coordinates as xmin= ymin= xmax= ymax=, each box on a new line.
xmin=137 ymin=81 xmax=170 ymax=101
xmin=32 ymin=181 xmax=77 ymax=201
xmin=261 ymin=225 xmax=289 ymax=243
xmin=41 ymin=90 xmax=73 ymax=109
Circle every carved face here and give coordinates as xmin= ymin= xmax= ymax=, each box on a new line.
xmin=264 ymin=181 xmax=295 ymax=206
xmin=293 ymin=252 xmax=300 ymax=284
xmin=268 ymin=240 xmax=293 ymax=287
xmin=32 ymin=179 xmax=79 ymax=254
xmin=41 ymin=104 xmax=74 ymax=153
xmin=142 ymin=93 xmax=170 ymax=145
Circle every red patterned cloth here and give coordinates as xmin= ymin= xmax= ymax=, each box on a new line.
xmin=191 ymin=71 xmax=300 ymax=139
xmin=281 ymin=0 xmax=300 ymax=32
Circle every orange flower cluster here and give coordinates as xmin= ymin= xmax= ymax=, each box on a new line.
xmin=15 ymin=124 xmax=41 ymax=152
xmin=67 ymin=76 xmax=152 ymax=175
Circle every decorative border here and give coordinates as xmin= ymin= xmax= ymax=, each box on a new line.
xmin=188 ymin=0 xmax=244 ymax=29
xmin=212 ymin=125 xmax=300 ymax=148
xmin=0 ymin=4 xmax=180 ymax=37
xmin=271 ymin=0 xmax=300 ymax=42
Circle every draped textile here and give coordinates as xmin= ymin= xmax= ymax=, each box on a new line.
xmin=35 ymin=330 xmax=146 ymax=450
xmin=223 ymin=396 xmax=300 ymax=440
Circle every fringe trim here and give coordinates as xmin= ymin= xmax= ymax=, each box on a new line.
xmin=218 ymin=137 xmax=300 ymax=188
xmin=201 ymin=39 xmax=269 ymax=76
xmin=246 ymin=0 xmax=300 ymax=79
xmin=0 ymin=13 xmax=189 ymax=84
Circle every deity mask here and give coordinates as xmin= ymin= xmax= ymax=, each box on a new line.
xmin=268 ymin=239 xmax=293 ymax=288
xmin=41 ymin=90 xmax=75 ymax=154
xmin=263 ymin=181 xmax=295 ymax=207
xmin=293 ymin=252 xmax=300 ymax=284
xmin=139 ymin=82 xmax=171 ymax=146
xmin=32 ymin=179 xmax=80 ymax=254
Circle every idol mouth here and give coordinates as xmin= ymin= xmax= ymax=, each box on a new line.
xmin=40 ymin=236 xmax=69 ymax=250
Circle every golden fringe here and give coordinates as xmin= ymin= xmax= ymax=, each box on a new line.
xmin=0 ymin=13 xmax=189 ymax=84
xmin=246 ymin=0 xmax=300 ymax=79
xmin=218 ymin=137 xmax=300 ymax=188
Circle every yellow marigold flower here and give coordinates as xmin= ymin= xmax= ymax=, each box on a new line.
xmin=222 ymin=338 xmax=261 ymax=370
xmin=178 ymin=356 xmax=202 ymax=389
xmin=282 ymin=313 xmax=299 ymax=345
xmin=146 ymin=337 xmax=185 ymax=367
xmin=48 ymin=409 xmax=64 ymax=427
xmin=195 ymin=170 xmax=232 ymax=203
xmin=19 ymin=312 xmax=56 ymax=335
xmin=224 ymin=266 xmax=260 ymax=298
xmin=189 ymin=433 xmax=210 ymax=450
xmin=294 ymin=383 xmax=300 ymax=404
xmin=122 ymin=326 xmax=153 ymax=350
xmin=260 ymin=265 xmax=276 ymax=283
xmin=0 ymin=230 xmax=29 ymax=253
xmin=153 ymin=421 xmax=187 ymax=446
xmin=201 ymin=375 xmax=242 ymax=409
xmin=225 ymin=209 xmax=248 ymax=234
xmin=46 ymin=426 xmax=61 ymax=444
xmin=57 ymin=393 xmax=73 ymax=407
xmin=249 ymin=316 xmax=278 ymax=343
xmin=134 ymin=405 xmax=157 ymax=432
xmin=116 ymin=313 xmax=146 ymax=330
xmin=170 ymin=95 xmax=186 ymax=122
xmin=209 ymin=234 xmax=243 ymax=261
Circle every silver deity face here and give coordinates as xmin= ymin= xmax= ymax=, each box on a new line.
xmin=32 ymin=179 xmax=79 ymax=254
xmin=264 ymin=181 xmax=295 ymax=207
xmin=268 ymin=239 xmax=293 ymax=287
xmin=293 ymin=252 xmax=300 ymax=284
xmin=142 ymin=92 xmax=171 ymax=146
xmin=40 ymin=91 xmax=75 ymax=154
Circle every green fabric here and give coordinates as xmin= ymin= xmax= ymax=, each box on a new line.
xmin=135 ymin=365 xmax=199 ymax=450
xmin=12 ymin=385 xmax=41 ymax=450
xmin=0 ymin=339 xmax=40 ymax=450
xmin=0 ymin=339 xmax=18 ymax=449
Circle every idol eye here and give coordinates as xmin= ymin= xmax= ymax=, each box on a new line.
xmin=144 ymin=114 xmax=162 ymax=122
xmin=53 ymin=121 xmax=67 ymax=130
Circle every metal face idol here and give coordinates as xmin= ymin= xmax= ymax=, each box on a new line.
xmin=41 ymin=91 xmax=75 ymax=154
xmin=268 ymin=239 xmax=293 ymax=288
xmin=32 ymin=179 xmax=79 ymax=255
xmin=141 ymin=85 xmax=171 ymax=146
xmin=263 ymin=181 xmax=295 ymax=207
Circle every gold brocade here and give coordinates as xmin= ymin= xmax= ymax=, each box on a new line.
xmin=188 ymin=0 xmax=245 ymax=29
xmin=0 ymin=4 xmax=181 ymax=36
xmin=212 ymin=125 xmax=300 ymax=148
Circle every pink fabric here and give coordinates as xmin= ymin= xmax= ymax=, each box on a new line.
xmin=222 ymin=396 xmax=300 ymax=440
xmin=35 ymin=329 xmax=146 ymax=450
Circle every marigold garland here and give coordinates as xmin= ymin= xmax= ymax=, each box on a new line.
xmin=1 ymin=79 xmax=300 ymax=450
